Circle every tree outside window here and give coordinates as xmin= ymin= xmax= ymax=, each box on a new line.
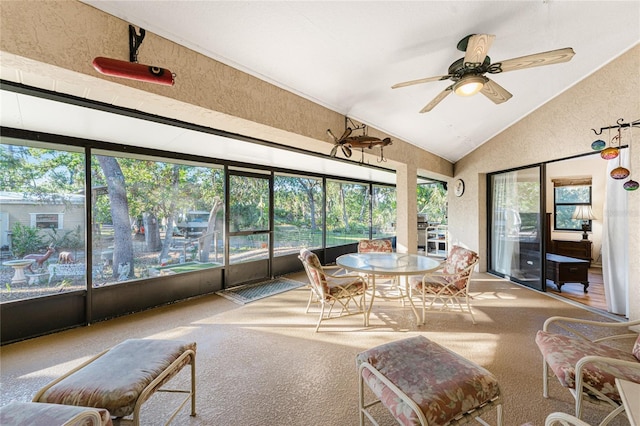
xmin=554 ymin=183 xmax=592 ymax=231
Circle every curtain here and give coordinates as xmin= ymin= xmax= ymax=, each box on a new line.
xmin=602 ymin=148 xmax=629 ymax=316
xmin=491 ymin=171 xmax=519 ymax=275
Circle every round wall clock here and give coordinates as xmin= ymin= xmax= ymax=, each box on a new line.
xmin=454 ymin=179 xmax=465 ymax=197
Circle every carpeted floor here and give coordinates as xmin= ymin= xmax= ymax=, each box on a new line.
xmin=216 ymin=277 xmax=305 ymax=304
xmin=0 ymin=272 xmax=632 ymax=426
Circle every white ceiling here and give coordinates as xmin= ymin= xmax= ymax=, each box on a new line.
xmin=78 ymin=0 xmax=640 ymax=163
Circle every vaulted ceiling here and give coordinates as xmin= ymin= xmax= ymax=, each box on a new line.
xmin=79 ymin=1 xmax=639 ymax=163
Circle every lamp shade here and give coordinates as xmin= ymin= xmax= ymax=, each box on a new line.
xmin=571 ymin=205 xmax=596 ymax=221
xmin=453 ymin=75 xmax=487 ymax=96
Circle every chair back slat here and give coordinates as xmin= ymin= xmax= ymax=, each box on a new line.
xmin=298 ymin=249 xmax=329 ymax=297
xmin=443 ymin=245 xmax=479 ymax=290
xmin=358 ymin=239 xmax=393 ymax=253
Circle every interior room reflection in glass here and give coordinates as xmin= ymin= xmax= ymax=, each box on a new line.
xmin=490 ymin=166 xmax=542 ymax=290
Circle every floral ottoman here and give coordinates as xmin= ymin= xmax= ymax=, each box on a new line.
xmin=356 ymin=335 xmax=502 ymax=425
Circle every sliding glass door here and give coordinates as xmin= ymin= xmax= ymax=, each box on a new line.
xmin=489 ymin=166 xmax=544 ymax=290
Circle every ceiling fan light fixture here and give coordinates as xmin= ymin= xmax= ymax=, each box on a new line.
xmin=453 ymin=75 xmax=487 ymax=96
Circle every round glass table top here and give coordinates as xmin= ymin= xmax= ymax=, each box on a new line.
xmin=336 ymin=252 xmax=441 ymax=275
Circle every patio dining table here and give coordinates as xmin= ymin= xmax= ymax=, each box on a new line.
xmin=336 ymin=252 xmax=441 ymax=326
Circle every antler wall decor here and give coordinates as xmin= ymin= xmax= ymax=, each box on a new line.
xmin=327 ymin=117 xmax=392 ymax=163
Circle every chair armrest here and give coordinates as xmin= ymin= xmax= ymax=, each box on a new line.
xmin=575 ymin=356 xmax=640 ymax=402
xmin=543 ymin=317 xmax=640 ymax=343
xmin=306 ymin=263 xmax=361 ymax=280
xmin=576 ymin=355 xmax=640 ymax=374
xmin=422 ymin=261 xmax=477 ymax=282
xmin=322 ymin=265 xmax=351 ymax=276
xmin=545 ymin=412 xmax=592 ymax=426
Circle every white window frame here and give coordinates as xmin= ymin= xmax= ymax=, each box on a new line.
xmin=30 ymin=213 xmax=64 ymax=230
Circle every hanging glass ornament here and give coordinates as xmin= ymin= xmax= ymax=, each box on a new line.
xmin=591 ymin=139 xmax=606 ymax=150
xmin=600 ymin=147 xmax=619 ymax=159
xmin=623 ymin=180 xmax=639 ymax=191
xmin=621 ymin=124 xmax=636 ymax=190
xmin=610 ymin=166 xmax=630 ymax=179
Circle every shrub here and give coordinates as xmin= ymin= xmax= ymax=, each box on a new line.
xmin=11 ymin=223 xmax=44 ymax=257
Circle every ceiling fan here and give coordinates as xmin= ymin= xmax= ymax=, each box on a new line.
xmin=392 ymin=34 xmax=575 ymax=113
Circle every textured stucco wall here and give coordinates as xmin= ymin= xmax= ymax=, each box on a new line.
xmin=0 ymin=0 xmax=452 ymax=255
xmin=0 ymin=0 xmax=451 ymax=176
xmin=454 ymin=45 xmax=640 ymax=319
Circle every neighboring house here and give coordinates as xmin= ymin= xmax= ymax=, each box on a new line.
xmin=0 ymin=191 xmax=85 ymax=249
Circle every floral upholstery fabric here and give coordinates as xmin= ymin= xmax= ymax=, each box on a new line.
xmin=356 ymin=336 xmax=501 ymax=426
xmin=0 ymin=401 xmax=112 ymax=426
xmin=299 ymin=248 xmax=330 ymax=296
xmin=535 ymin=330 xmax=640 ymax=403
xmin=440 ymin=246 xmax=479 ymax=290
xmin=358 ymin=239 xmax=394 ymax=281
xmin=299 ymin=248 xmax=365 ymax=300
xmin=35 ymin=339 xmax=196 ymax=418
xmin=358 ymin=239 xmax=393 ymax=253
xmin=409 ymin=245 xmax=478 ymax=291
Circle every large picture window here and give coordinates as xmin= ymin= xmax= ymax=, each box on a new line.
xmin=417 ymin=182 xmax=447 ymax=225
xmin=91 ymin=151 xmax=225 ymax=285
xmin=274 ymin=174 xmax=323 ymax=256
xmin=372 ymin=185 xmax=396 ymax=238
xmin=553 ymin=178 xmax=592 ymax=231
xmin=2 ymin=136 xmax=394 ymax=304
xmin=1 ymin=140 xmax=86 ymax=302
xmin=326 ymin=180 xmax=370 ymax=247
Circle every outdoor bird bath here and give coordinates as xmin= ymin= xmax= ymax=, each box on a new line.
xmin=3 ymin=259 xmax=35 ymax=285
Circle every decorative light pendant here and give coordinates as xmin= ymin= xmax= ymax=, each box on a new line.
xmin=623 ymin=180 xmax=639 ymax=191
xmin=591 ymin=139 xmax=606 ymax=150
xmin=610 ymin=166 xmax=630 ymax=179
xmin=600 ymin=147 xmax=619 ymax=159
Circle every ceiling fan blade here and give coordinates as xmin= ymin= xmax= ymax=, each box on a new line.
xmin=490 ymin=47 xmax=575 ymax=73
xmin=339 ymin=127 xmax=352 ymax=142
xmin=464 ymin=34 xmax=495 ymax=66
xmin=480 ymin=78 xmax=513 ymax=104
xmin=419 ymin=86 xmax=453 ymax=113
xmin=392 ymin=75 xmax=450 ymax=89
xmin=329 ymin=145 xmax=339 ymax=157
xmin=326 ymin=129 xmax=338 ymax=143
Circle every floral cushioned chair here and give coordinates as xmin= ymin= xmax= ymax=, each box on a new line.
xmin=409 ymin=245 xmax=479 ymax=325
xmin=357 ymin=239 xmax=396 ymax=285
xmin=298 ymin=248 xmax=367 ymax=332
xmin=535 ymin=316 xmax=640 ymax=425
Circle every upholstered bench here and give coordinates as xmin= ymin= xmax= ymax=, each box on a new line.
xmin=0 ymin=401 xmax=112 ymax=426
xmin=33 ymin=339 xmax=196 ymax=426
xmin=356 ymin=336 xmax=503 ymax=425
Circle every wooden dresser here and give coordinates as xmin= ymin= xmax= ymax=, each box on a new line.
xmin=550 ymin=239 xmax=592 ymax=266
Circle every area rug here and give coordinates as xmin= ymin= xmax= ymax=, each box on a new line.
xmin=216 ymin=277 xmax=305 ymax=305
